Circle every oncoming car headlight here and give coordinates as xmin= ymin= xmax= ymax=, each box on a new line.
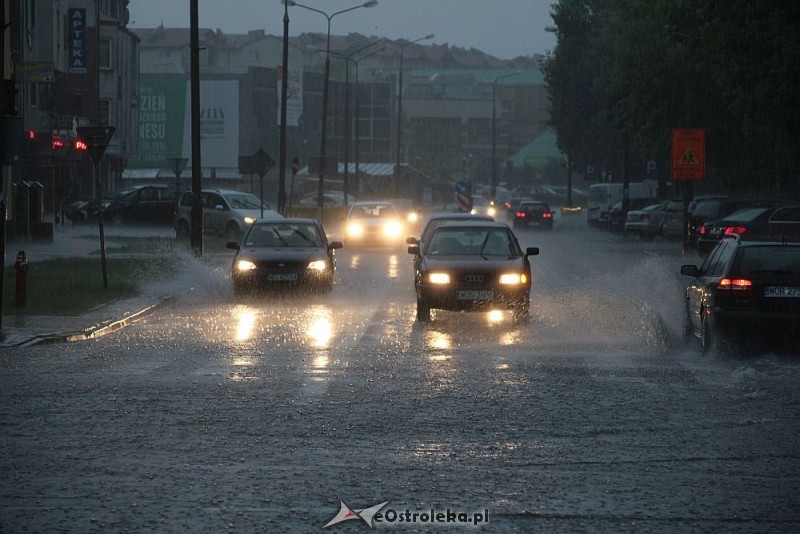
xmin=244 ymin=216 xmax=257 ymax=224
xmin=347 ymin=222 xmax=364 ymax=237
xmin=307 ymin=260 xmax=328 ymax=271
xmin=407 ymin=212 xmax=419 ymax=223
xmin=384 ymin=220 xmax=403 ymax=237
xmin=236 ymin=260 xmax=257 ymax=271
xmin=487 ymin=206 xmax=497 ymax=217
xmin=499 ymin=273 xmax=527 ymax=285
xmin=429 ymin=272 xmax=451 ymax=284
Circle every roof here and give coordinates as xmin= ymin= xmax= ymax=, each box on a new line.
xmin=508 ymin=129 xmax=564 ymax=169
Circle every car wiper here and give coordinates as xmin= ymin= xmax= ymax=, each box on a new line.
xmin=292 ymin=229 xmax=319 ymax=247
xmin=272 ymin=228 xmax=289 ymax=246
xmin=478 ymin=233 xmax=490 ymax=260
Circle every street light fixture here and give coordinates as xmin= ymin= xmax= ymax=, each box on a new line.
xmin=392 ymin=34 xmax=434 ymax=198
xmin=491 ymin=71 xmax=521 ymax=201
xmin=283 ymin=0 xmax=378 ymax=220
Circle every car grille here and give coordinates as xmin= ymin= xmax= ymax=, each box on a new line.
xmin=257 ymin=260 xmax=305 ymax=273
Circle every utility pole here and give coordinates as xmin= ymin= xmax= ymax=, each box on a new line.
xmin=189 ymin=0 xmax=203 ymax=256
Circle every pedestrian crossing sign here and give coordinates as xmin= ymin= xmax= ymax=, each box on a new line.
xmin=671 ymin=129 xmax=705 ymax=180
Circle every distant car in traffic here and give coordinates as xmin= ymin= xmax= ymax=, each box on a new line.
xmin=407 ymin=221 xmax=539 ymax=323
xmin=175 ymin=189 xmax=281 ymax=240
xmin=680 ymin=234 xmax=800 ymax=353
xmin=227 ymin=218 xmax=342 ymax=295
xmin=513 ymin=200 xmax=554 ymax=230
xmin=344 ymin=201 xmax=405 ymax=247
xmin=470 ymin=195 xmax=497 ymax=217
xmin=696 ymin=205 xmax=800 ymax=255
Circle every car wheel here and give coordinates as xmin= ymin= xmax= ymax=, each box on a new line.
xmin=225 ymin=223 xmax=241 ymax=242
xmin=700 ymin=313 xmax=715 ymax=355
xmin=416 ymin=296 xmax=431 ymax=322
xmin=175 ymin=220 xmax=190 ymax=238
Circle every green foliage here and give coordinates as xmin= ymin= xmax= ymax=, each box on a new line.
xmin=544 ymin=0 xmax=800 ymax=195
xmin=2 ymin=257 xmax=179 ymax=316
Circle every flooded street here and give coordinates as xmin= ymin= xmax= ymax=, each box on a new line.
xmin=2 ymin=218 xmax=799 ymax=532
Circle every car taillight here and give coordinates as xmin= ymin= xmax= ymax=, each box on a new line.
xmin=724 ymin=226 xmax=747 ymax=235
xmin=717 ymin=278 xmax=752 ymax=290
xmin=505 ymin=202 xmax=512 ymax=209
xmin=516 ymin=211 xmax=527 ymax=218
xmin=699 ymin=226 xmax=706 ymax=235
xmin=542 ymin=212 xmax=552 ymax=219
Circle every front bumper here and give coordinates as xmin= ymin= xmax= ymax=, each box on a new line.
xmin=417 ymin=283 xmax=530 ymax=312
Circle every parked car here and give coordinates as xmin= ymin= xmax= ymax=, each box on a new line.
xmin=103 ymin=185 xmax=178 ymax=225
xmin=607 ymin=198 xmax=658 ymax=233
xmin=513 ymin=200 xmax=554 ymax=230
xmin=227 ymin=218 xmax=342 ymax=295
xmin=622 ymin=200 xmax=683 ymax=239
xmin=407 ymin=221 xmax=539 ymax=323
xmin=688 ymin=197 xmax=786 ymax=251
xmin=696 ymin=205 xmax=800 ymax=255
xmin=680 ymin=234 xmax=800 ymax=353
xmin=344 ymin=201 xmax=405 ymax=247
xmin=174 ymin=189 xmax=281 ymax=240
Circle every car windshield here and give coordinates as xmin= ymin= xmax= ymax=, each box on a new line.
xmin=224 ymin=193 xmax=265 ymax=210
xmin=420 ymin=216 xmax=492 ymax=243
xmin=244 ymin=223 xmax=321 ymax=248
xmin=425 ymin=228 xmax=516 ymax=257
xmin=349 ymin=204 xmax=396 ymax=219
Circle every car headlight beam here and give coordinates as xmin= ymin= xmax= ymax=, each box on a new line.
xmin=499 ymin=273 xmax=526 ymax=285
xmin=384 ymin=220 xmax=403 ymax=237
xmin=429 ymin=272 xmax=451 ymax=284
xmin=307 ymin=260 xmax=328 ymax=271
xmin=236 ymin=260 xmax=257 ymax=271
xmin=347 ymin=222 xmax=364 ymax=237
xmin=243 ymin=216 xmax=257 ymax=224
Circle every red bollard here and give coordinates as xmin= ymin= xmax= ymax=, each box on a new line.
xmin=15 ymin=250 xmax=28 ymax=309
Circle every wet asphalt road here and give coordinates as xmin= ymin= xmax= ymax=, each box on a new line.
xmin=2 ymin=216 xmax=799 ymax=532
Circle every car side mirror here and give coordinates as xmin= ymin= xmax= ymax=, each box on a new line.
xmin=680 ymin=264 xmax=700 ymax=277
xmin=226 ymin=242 xmax=240 ymax=250
xmin=525 ymin=247 xmax=539 ymax=256
xmin=406 ymin=237 xmax=419 ymax=245
xmin=407 ymin=245 xmax=420 ymax=255
xmin=329 ymin=241 xmax=343 ymax=250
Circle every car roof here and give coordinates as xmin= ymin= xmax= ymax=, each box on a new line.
xmin=253 ymin=217 xmax=317 ymax=225
xmin=427 ymin=212 xmax=493 ymax=221
xmin=433 ymin=221 xmax=510 ymax=230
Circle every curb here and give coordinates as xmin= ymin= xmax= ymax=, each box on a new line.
xmin=0 ymin=295 xmax=174 ymax=348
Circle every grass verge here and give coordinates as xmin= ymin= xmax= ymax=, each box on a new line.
xmin=3 ymin=256 xmax=180 ymax=316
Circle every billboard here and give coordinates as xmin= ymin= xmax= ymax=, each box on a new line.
xmin=129 ymin=78 xmax=240 ymax=170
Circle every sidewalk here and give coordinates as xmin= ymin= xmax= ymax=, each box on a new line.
xmin=1 ymin=224 xmax=176 ymax=348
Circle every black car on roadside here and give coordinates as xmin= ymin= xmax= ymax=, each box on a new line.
xmin=103 ymin=185 xmax=178 ymax=225
xmin=680 ymin=234 xmax=800 ymax=354
xmin=407 ymin=221 xmax=539 ymax=323
xmin=227 ymin=218 xmax=342 ymax=295
xmin=688 ymin=197 xmax=786 ymax=252
xmin=696 ymin=205 xmax=800 ymax=256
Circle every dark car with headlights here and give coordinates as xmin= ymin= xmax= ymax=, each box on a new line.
xmin=513 ymin=200 xmax=554 ymax=230
xmin=680 ymin=234 xmax=800 ymax=353
xmin=696 ymin=205 xmax=800 ymax=255
xmin=407 ymin=221 xmax=539 ymax=323
xmin=227 ymin=218 xmax=342 ymax=295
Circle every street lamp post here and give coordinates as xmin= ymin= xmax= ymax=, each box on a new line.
xmin=325 ymin=39 xmax=384 ymax=212
xmin=392 ymin=34 xmax=434 ymax=198
xmin=283 ymin=0 xmax=378 ymax=220
xmin=491 ymin=72 xmax=521 ymax=201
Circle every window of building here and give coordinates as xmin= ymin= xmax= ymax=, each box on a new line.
xmin=100 ymin=39 xmax=112 ymax=70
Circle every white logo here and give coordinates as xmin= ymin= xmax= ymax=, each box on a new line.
xmin=324 ymin=500 xmax=390 ymax=528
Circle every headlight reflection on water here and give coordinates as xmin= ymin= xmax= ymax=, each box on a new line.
xmin=307 ymin=307 xmax=334 ymax=348
xmin=234 ymin=307 xmax=258 ymax=341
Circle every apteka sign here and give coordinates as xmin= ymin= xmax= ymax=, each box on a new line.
xmin=68 ymin=9 xmax=87 ymax=74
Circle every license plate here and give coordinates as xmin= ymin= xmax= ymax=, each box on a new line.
xmin=764 ymin=286 xmax=800 ymax=298
xmin=456 ymin=290 xmax=494 ymax=300
xmin=267 ymin=273 xmax=297 ymax=281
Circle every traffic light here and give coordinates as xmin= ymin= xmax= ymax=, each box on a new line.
xmin=1 ymin=79 xmax=19 ymax=116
